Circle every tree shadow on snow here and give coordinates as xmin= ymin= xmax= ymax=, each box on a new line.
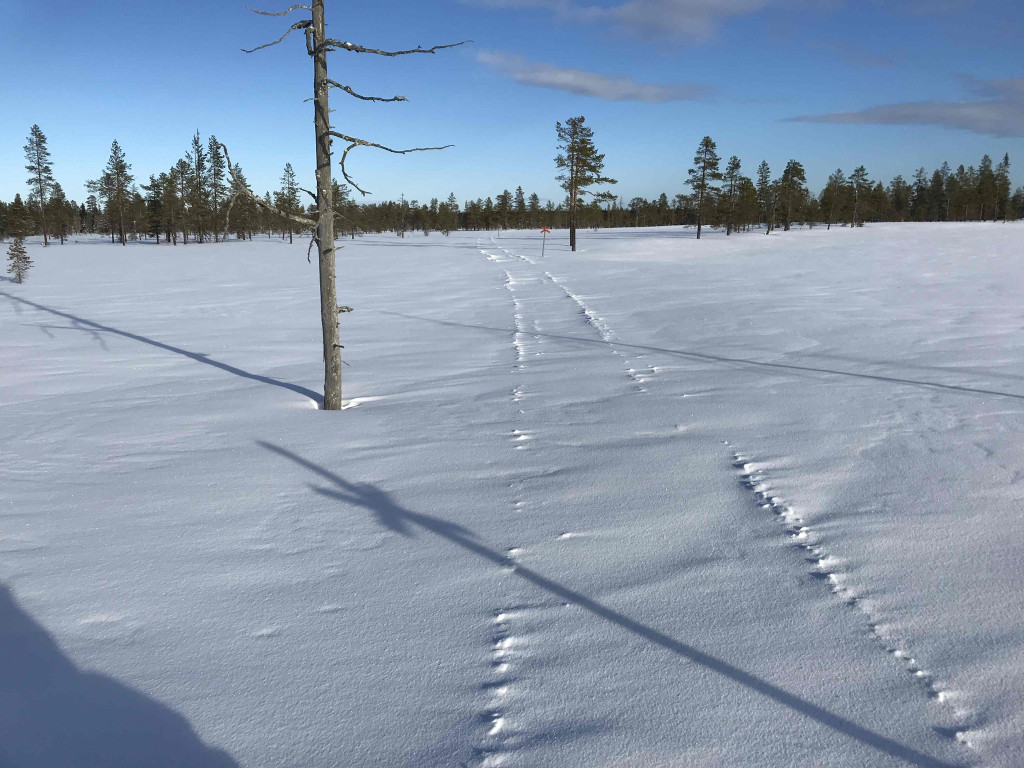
xmin=0 ymin=290 xmax=323 ymax=407
xmin=258 ymin=441 xmax=961 ymax=768
xmin=0 ymin=585 xmax=239 ymax=768
xmin=380 ymin=310 xmax=1024 ymax=403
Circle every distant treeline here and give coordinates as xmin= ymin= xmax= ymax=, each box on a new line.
xmin=2 ymin=127 xmax=1021 ymax=246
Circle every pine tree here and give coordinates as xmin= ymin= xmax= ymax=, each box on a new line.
xmin=849 ymin=166 xmax=870 ymax=227
xmin=887 ymin=175 xmax=910 ymax=222
xmin=687 ymin=137 xmax=722 ymax=240
xmin=496 ymin=189 xmax=512 ymax=229
xmin=24 ymin=125 xmax=55 ymax=246
xmin=555 ymin=116 xmax=617 ymax=251
xmin=446 ymin=192 xmax=460 ymax=234
xmin=45 ymin=182 xmax=70 ymax=244
xmin=978 ymin=154 xmax=997 ymax=220
xmin=822 ymin=169 xmax=847 ymax=229
xmin=88 ymin=141 xmax=134 ymax=245
xmin=755 ymin=161 xmax=774 ymax=234
xmin=142 ymin=175 xmax=164 ymax=242
xmin=995 ymin=154 xmax=1011 ymax=221
xmin=276 ymin=163 xmax=300 ymax=244
xmin=514 ymin=186 xmax=526 ymax=229
xmin=187 ymin=131 xmax=210 ymax=242
xmin=527 ymin=193 xmax=541 ymax=228
xmin=722 ymin=156 xmax=741 ymax=235
xmin=208 ymin=136 xmax=227 ymax=242
xmin=778 ymin=159 xmax=807 ymax=232
xmin=174 ymin=159 xmax=191 ymax=243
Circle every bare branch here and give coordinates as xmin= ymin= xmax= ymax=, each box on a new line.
xmin=299 ymin=186 xmax=318 ymax=203
xmin=326 ymin=79 xmax=408 ymax=103
xmin=246 ymin=4 xmax=310 ymax=16
xmin=218 ymin=140 xmax=317 ymax=228
xmin=327 ymin=131 xmax=453 ymax=196
xmin=242 ymin=19 xmax=312 ymax=53
xmin=320 ymin=39 xmax=470 ymax=57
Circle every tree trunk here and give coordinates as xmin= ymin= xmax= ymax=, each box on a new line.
xmin=313 ymin=0 xmax=342 ymax=410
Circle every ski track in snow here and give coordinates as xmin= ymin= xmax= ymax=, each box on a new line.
xmin=728 ymin=447 xmax=981 ymax=754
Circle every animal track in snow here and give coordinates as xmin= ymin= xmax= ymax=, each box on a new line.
xmin=731 ymin=449 xmax=978 ymax=749
xmin=542 ymin=270 xmax=654 ymax=393
xmin=475 ymin=607 xmax=524 ymax=766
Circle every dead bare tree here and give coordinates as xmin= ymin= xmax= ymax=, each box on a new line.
xmin=223 ymin=1 xmax=467 ymax=410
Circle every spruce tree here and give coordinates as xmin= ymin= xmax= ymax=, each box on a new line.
xmin=555 ymin=116 xmax=617 ymax=251
xmin=688 ymin=136 xmax=722 ymax=240
xmin=6 ymin=195 xmax=30 ymax=282
xmin=7 ymin=237 xmax=30 ymax=283
xmin=24 ymin=125 xmax=55 ymax=246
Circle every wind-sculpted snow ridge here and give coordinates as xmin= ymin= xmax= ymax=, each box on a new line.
xmin=730 ymin=448 xmax=980 ymax=755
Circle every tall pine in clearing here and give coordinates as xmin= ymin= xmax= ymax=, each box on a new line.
xmin=24 ymin=125 xmax=55 ymax=246
xmin=555 ymin=116 xmax=616 ymax=252
xmin=687 ymin=136 xmax=722 ymax=240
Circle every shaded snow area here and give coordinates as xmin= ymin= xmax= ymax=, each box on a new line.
xmin=2 ymin=223 xmax=1024 ymax=767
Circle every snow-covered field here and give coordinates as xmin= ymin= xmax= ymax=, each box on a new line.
xmin=2 ymin=223 xmax=1023 ymax=767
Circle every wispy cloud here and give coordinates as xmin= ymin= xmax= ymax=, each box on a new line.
xmin=787 ymin=77 xmax=1024 ymax=137
xmin=808 ymin=39 xmax=898 ymax=68
xmin=468 ymin=0 xmax=971 ymax=41
xmin=477 ymin=50 xmax=712 ymax=102
xmin=470 ymin=0 xmax=781 ymax=42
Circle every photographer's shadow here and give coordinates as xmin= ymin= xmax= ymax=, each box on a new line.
xmin=0 ymin=585 xmax=237 ymax=768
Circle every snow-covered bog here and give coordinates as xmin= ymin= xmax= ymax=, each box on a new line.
xmin=2 ymin=223 xmax=1023 ymax=767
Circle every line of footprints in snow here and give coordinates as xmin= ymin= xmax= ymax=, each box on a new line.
xmin=485 ymin=238 xmax=659 ymax=394
xmin=479 ymin=237 xmax=975 ymax=758
xmin=730 ymin=447 xmax=976 ymax=750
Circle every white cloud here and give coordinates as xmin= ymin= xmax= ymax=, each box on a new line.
xmin=787 ymin=78 xmax=1024 ymax=137
xmin=477 ymin=50 xmax=712 ymax=102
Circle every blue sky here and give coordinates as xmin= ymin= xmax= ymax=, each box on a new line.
xmin=1 ymin=0 xmax=1021 ymax=207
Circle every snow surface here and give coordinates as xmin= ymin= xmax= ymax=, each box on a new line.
xmin=2 ymin=223 xmax=1024 ymax=767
